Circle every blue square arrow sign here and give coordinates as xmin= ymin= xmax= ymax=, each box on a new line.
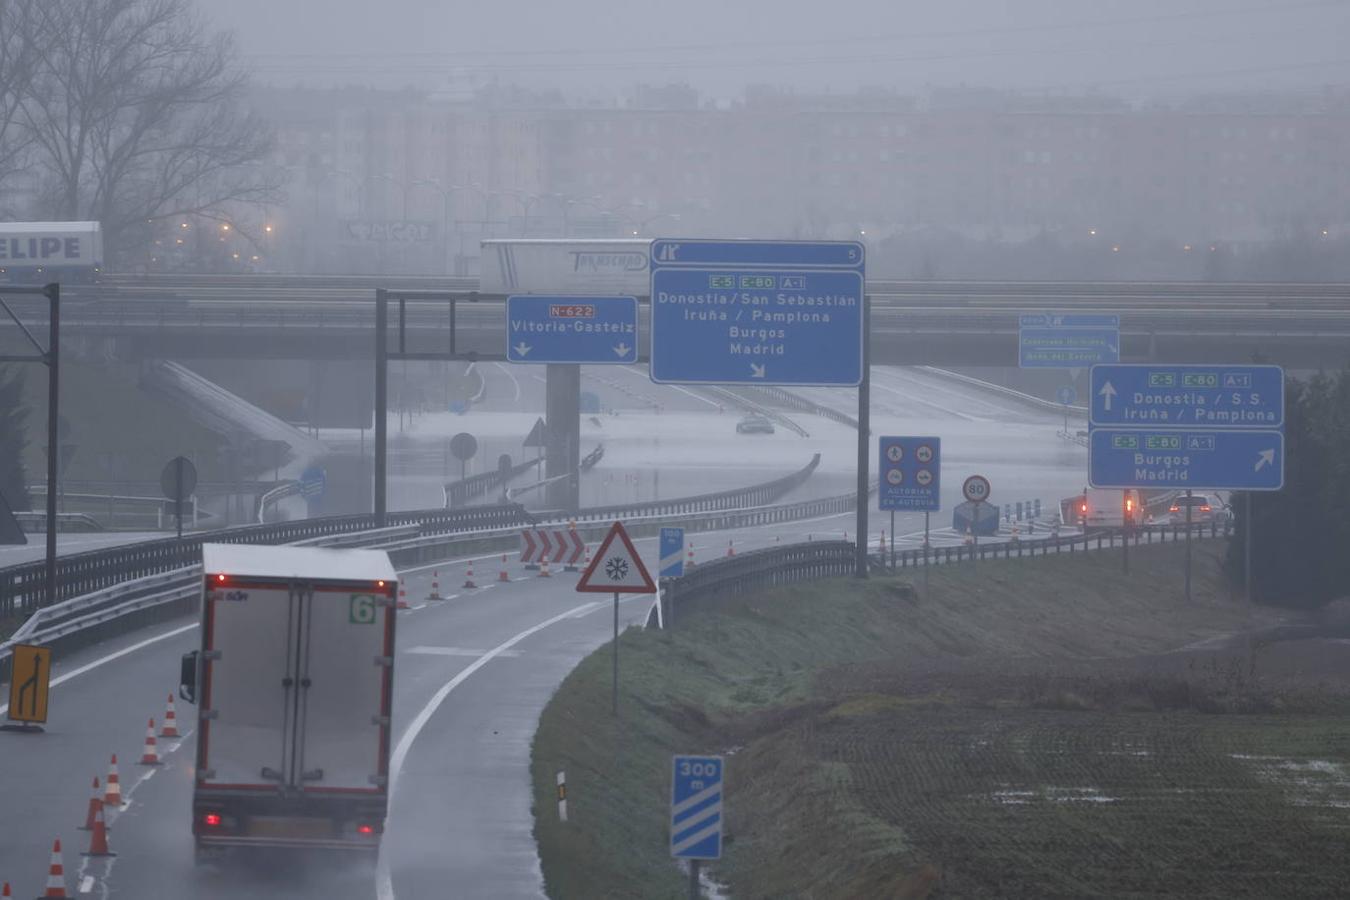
xmin=506 ymin=295 xmax=638 ymax=364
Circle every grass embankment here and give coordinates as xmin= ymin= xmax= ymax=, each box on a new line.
xmin=532 ymin=541 xmax=1350 ymax=899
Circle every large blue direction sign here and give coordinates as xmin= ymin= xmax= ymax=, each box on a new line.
xmin=1019 ymin=313 xmax=1120 ymax=368
xmin=649 ymin=239 xmax=864 ymax=385
xmin=659 ymin=527 xmax=685 ymax=579
xmin=671 ymin=755 xmax=723 ymax=860
xmin=505 ymin=295 xmax=638 ymax=364
xmin=1090 ymin=364 xmax=1284 ymax=427
xmin=879 ymin=436 xmax=940 ymax=512
xmin=1089 ymin=429 xmax=1284 ymax=490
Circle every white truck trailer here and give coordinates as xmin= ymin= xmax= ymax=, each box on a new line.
xmin=0 ymin=221 xmax=102 ymax=283
xmin=480 ymin=238 xmax=651 ymax=295
xmin=178 ymin=543 xmax=398 ymax=860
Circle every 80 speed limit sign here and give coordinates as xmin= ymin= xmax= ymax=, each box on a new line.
xmin=962 ymin=474 xmax=991 ymax=504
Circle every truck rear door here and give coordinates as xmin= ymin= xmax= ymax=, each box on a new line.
xmin=296 ymin=585 xmax=394 ymax=793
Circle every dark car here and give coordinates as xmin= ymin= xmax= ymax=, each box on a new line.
xmin=736 ymin=414 xmax=775 ymax=434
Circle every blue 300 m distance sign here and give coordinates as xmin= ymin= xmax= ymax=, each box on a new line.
xmin=506 ymin=295 xmax=638 ymax=364
xmin=649 ymin=239 xmax=864 ymax=386
xmin=671 ymin=754 xmax=723 ymax=860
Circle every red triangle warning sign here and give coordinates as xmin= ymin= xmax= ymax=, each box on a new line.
xmin=576 ymin=521 xmax=656 ymax=594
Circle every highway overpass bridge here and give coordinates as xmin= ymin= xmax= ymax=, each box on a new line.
xmin=8 ymin=275 xmax=1350 ymax=368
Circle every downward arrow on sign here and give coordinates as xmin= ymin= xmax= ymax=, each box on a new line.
xmin=613 ymin=343 xmax=631 ymax=357
xmin=514 ymin=342 xmax=532 ymax=357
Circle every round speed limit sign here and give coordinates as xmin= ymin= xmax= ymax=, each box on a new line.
xmin=962 ymin=475 xmax=991 ymax=503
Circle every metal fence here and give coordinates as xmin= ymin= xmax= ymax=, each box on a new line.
xmin=651 ymin=541 xmax=856 ymax=628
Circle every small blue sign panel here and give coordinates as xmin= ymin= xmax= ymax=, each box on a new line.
xmin=1056 ymin=385 xmax=1078 ymax=406
xmin=1020 ymin=314 xmax=1121 ymax=329
xmin=1090 ymin=364 xmax=1284 ymax=428
xmin=879 ymin=436 xmax=940 ymax=512
xmin=1089 ymin=429 xmax=1284 ymax=490
xmin=671 ymin=755 xmax=723 ymax=860
xmin=649 ymin=239 xmax=865 ymax=386
xmin=506 ymin=295 xmax=638 ymax=365
xmin=1019 ymin=329 xmax=1120 ymax=368
xmin=299 ymin=465 xmax=327 ymax=499
xmin=659 ymin=527 xmax=685 ymax=579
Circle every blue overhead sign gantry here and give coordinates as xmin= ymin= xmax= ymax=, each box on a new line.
xmin=505 ymin=295 xmax=638 ymax=365
xmin=1088 ymin=364 xmax=1285 ymax=491
xmin=1019 ymin=313 xmax=1120 ymax=368
xmin=648 ymin=239 xmax=865 ymax=386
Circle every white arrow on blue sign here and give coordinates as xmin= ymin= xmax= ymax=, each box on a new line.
xmin=671 ymin=755 xmax=723 ymax=860
xmin=649 ymin=239 xmax=864 ymax=386
xmin=505 ymin=295 xmax=638 ymax=365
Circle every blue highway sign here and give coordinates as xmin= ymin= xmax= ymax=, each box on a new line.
xmin=299 ymin=465 xmax=326 ymax=499
xmin=1019 ymin=312 xmax=1120 ymax=368
xmin=506 ymin=295 xmax=638 ymax=364
xmin=649 ymin=239 xmax=864 ymax=386
xmin=671 ymin=755 xmax=723 ymax=860
xmin=1089 ymin=429 xmax=1284 ymax=491
xmin=659 ymin=527 xmax=685 ymax=579
xmin=1056 ymin=385 xmax=1078 ymax=406
xmin=879 ymin=436 xmax=940 ymax=512
xmin=1090 ymin=364 xmax=1284 ymax=428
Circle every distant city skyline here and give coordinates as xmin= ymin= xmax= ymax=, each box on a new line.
xmin=199 ymin=0 xmax=1350 ymax=103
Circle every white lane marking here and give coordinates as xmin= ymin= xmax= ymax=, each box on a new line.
xmin=493 ymin=362 xmax=522 ymax=403
xmin=79 ymin=875 xmax=94 ymax=893
xmin=0 ymin=623 xmax=198 ymax=717
xmin=375 ymin=598 xmax=622 ymax=900
xmin=405 ymin=646 xmax=523 ymax=659
xmin=411 ymin=603 xmax=427 ymax=611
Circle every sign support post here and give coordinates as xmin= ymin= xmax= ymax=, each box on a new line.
xmin=612 ymin=591 xmax=619 ymax=717
xmin=889 ymin=510 xmax=895 ymax=569
xmin=855 ymin=297 xmax=870 ymax=579
xmin=1245 ymin=492 xmax=1253 ymax=602
xmin=576 ymin=521 xmax=657 ymax=719
xmin=689 ymin=860 xmax=700 ymax=899
xmin=1185 ymin=489 xmax=1193 ymax=603
xmin=923 ymin=511 xmax=930 ymax=592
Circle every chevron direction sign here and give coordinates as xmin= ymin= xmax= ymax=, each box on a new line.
xmin=519 ymin=528 xmax=586 ymax=566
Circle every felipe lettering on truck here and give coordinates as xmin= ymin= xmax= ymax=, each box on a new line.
xmin=0 ymin=236 xmax=82 ymax=261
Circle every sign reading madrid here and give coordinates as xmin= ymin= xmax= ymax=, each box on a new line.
xmin=648 ymin=239 xmax=864 ymax=386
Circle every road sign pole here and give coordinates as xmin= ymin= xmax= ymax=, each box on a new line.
xmin=44 ymin=283 xmax=59 ymax=609
xmin=612 ymin=591 xmax=620 ymax=717
xmin=923 ymin=512 xmax=930 ymax=592
xmin=972 ymin=500 xmax=979 ymax=568
xmin=1245 ymin=492 xmax=1253 ymax=602
xmin=175 ymin=459 xmax=183 ymax=541
xmin=689 ymin=860 xmax=700 ymax=899
xmin=854 ymin=296 xmax=870 ymax=579
xmin=889 ymin=510 xmax=895 ymax=569
xmin=1185 ymin=489 xmax=1193 ymax=603
xmin=374 ymin=289 xmax=388 ymax=527
xmin=1122 ymin=496 xmax=1129 ymax=576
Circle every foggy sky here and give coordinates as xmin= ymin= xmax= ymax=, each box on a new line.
xmin=200 ymin=0 xmax=1350 ymax=102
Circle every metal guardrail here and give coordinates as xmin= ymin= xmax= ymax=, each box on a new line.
xmin=651 ymin=541 xmax=856 ymax=628
xmin=0 ymin=454 xmax=824 ymax=619
xmin=445 ymin=455 xmax=545 ymax=508
xmin=739 ymin=384 xmax=861 ymax=431
xmin=874 ymin=519 xmax=1234 ymax=570
xmin=257 ymin=480 xmax=302 ymax=523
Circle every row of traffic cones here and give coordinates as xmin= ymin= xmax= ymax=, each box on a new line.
xmin=37 ymin=693 xmax=184 ymax=895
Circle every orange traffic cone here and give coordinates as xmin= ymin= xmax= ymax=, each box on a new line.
xmin=39 ymin=839 xmax=66 ymax=898
xmin=103 ymin=756 xmax=122 ymax=808
xmin=3 ymin=880 xmax=10 ymax=897
xmin=80 ymin=777 xmax=101 ymax=830
xmin=463 ymin=563 xmax=477 ymax=589
xmin=687 ymin=545 xmax=695 ymax=569
xmin=498 ymin=554 xmax=510 ymax=583
xmin=539 ymin=556 xmax=552 ymax=578
xmin=139 ymin=718 xmax=162 ymax=766
xmin=397 ymin=588 xmax=410 ymax=610
xmin=160 ymin=694 xmax=180 ymax=738
xmin=81 ymin=803 xmax=114 ymax=858
xmin=428 ymin=571 xmax=444 ymax=601
xmin=726 ymin=540 xmax=735 ymax=558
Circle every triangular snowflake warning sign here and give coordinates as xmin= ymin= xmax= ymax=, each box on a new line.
xmin=576 ymin=521 xmax=657 ymax=594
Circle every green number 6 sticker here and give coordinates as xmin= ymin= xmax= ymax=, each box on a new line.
xmin=349 ymin=593 xmax=378 ymax=625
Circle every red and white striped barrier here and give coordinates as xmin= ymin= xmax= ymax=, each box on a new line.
xmin=519 ymin=529 xmax=585 ymax=569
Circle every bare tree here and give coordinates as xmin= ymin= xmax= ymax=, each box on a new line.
xmin=18 ymin=0 xmax=279 ymax=259
xmin=0 ymin=0 xmax=47 ymax=205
